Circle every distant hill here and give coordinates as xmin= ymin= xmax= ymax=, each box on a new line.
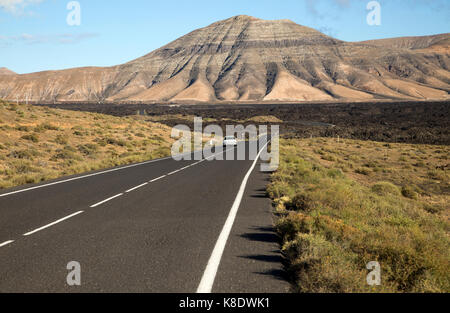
xmin=0 ymin=16 xmax=449 ymax=103
xmin=0 ymin=68 xmax=16 ymax=76
xmin=360 ymin=33 xmax=450 ymax=50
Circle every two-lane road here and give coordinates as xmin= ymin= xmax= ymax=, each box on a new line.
xmin=0 ymin=140 xmax=288 ymax=292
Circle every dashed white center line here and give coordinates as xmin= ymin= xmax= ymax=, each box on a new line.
xmin=125 ymin=183 xmax=148 ymax=193
xmin=167 ymin=169 xmax=181 ymax=176
xmin=23 ymin=211 xmax=84 ymax=236
xmin=90 ymin=193 xmax=124 ymax=208
xmin=0 ymin=240 xmax=14 ymax=248
xmin=3 ymin=145 xmax=242 ymax=244
xmin=150 ymin=175 xmax=166 ymax=183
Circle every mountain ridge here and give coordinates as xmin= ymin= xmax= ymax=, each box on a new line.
xmin=0 ymin=68 xmax=16 ymax=76
xmin=0 ymin=15 xmax=449 ymax=103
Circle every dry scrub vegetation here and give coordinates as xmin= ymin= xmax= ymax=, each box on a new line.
xmin=269 ymin=138 xmax=449 ymax=292
xmin=0 ymin=101 xmax=174 ymax=189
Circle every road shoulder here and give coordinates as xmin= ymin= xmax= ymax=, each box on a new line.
xmin=213 ymin=160 xmax=290 ymax=293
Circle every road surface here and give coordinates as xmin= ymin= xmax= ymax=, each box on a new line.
xmin=0 ymin=139 xmax=289 ymax=293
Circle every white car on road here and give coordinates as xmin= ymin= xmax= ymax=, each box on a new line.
xmin=223 ymin=136 xmax=238 ymax=146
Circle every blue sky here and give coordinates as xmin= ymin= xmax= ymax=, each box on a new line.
xmin=1 ymin=0 xmax=449 ymax=74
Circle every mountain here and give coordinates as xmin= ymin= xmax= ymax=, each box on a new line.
xmin=0 ymin=15 xmax=449 ymax=103
xmin=360 ymin=33 xmax=450 ymax=50
xmin=0 ymin=68 xmax=16 ymax=76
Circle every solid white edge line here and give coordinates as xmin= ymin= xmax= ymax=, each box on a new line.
xmin=0 ymin=240 xmax=14 ymax=248
xmin=125 ymin=182 xmax=148 ymax=193
xmin=90 ymin=193 xmax=123 ymax=208
xmin=23 ymin=211 xmax=84 ymax=236
xmin=197 ymin=141 xmax=270 ymax=293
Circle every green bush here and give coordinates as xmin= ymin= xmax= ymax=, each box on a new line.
xmin=21 ymin=134 xmax=39 ymax=143
xmin=34 ymin=123 xmax=60 ymax=132
xmin=427 ymin=170 xmax=447 ymax=181
xmin=15 ymin=125 xmax=30 ymax=132
xmin=105 ymin=137 xmax=128 ymax=147
xmin=321 ymin=154 xmax=337 ymax=162
xmin=401 ymin=185 xmax=418 ymax=200
xmin=55 ymin=134 xmax=68 ymax=145
xmin=422 ymin=203 xmax=443 ymax=214
xmin=371 ymin=182 xmax=401 ymax=196
xmin=286 ymin=193 xmax=314 ymax=212
xmin=355 ymin=167 xmax=371 ymax=175
xmin=8 ymin=149 xmax=40 ymax=160
xmin=50 ymin=147 xmax=82 ymax=161
xmin=77 ymin=144 xmax=98 ymax=156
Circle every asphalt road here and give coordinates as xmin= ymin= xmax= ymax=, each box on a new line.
xmin=0 ymin=139 xmax=289 ymax=293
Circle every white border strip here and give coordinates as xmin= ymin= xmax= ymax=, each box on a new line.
xmin=196 ymin=141 xmax=269 ymax=293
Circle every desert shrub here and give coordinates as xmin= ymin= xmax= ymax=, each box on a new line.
xmin=427 ymin=170 xmax=447 ymax=181
xmin=151 ymin=135 xmax=165 ymax=142
xmin=105 ymin=137 xmax=128 ymax=147
xmin=401 ymin=185 xmax=418 ymax=200
xmin=34 ymin=123 xmax=60 ymax=132
xmin=11 ymin=160 xmax=38 ymax=174
xmin=414 ymin=161 xmax=426 ymax=168
xmin=371 ymin=182 xmax=401 ymax=196
xmin=12 ymin=174 xmax=41 ymax=185
xmin=77 ymin=144 xmax=98 ymax=156
xmin=21 ymin=134 xmax=39 ymax=143
xmin=150 ymin=146 xmax=170 ymax=159
xmin=55 ymin=134 xmax=68 ymax=145
xmin=285 ymin=193 xmax=314 ymax=212
xmin=321 ymin=154 xmax=337 ymax=162
xmin=355 ymin=167 xmax=371 ymax=175
xmin=422 ymin=203 xmax=443 ymax=214
xmin=281 ymin=233 xmax=366 ymax=293
xmin=50 ymin=146 xmax=82 ymax=161
xmin=270 ymin=139 xmax=449 ymax=293
xmin=8 ymin=149 xmax=40 ymax=160
xmin=15 ymin=125 xmax=30 ymax=132
xmin=364 ymin=161 xmax=379 ymax=168
xmin=327 ymin=168 xmax=344 ymax=178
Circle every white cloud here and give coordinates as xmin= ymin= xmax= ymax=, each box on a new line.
xmin=0 ymin=0 xmax=44 ymax=15
xmin=305 ymin=0 xmax=351 ymax=19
